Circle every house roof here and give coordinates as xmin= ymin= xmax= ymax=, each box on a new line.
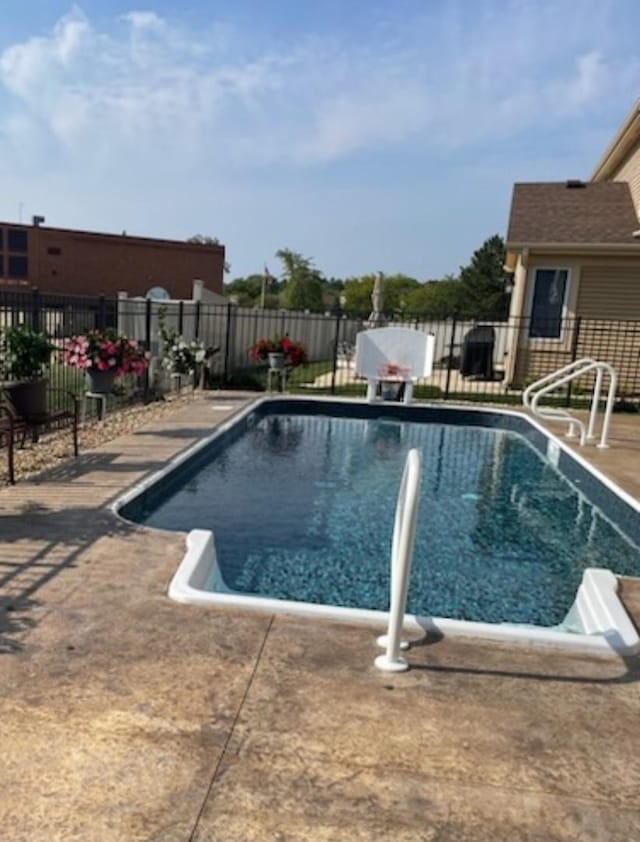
xmin=591 ymin=98 xmax=640 ymax=181
xmin=506 ymin=181 xmax=640 ymax=247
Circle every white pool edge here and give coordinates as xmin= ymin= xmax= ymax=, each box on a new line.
xmin=169 ymin=529 xmax=639 ymax=657
xmin=112 ymin=396 xmax=640 ymax=658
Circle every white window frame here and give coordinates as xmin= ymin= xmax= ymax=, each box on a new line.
xmin=525 ymin=266 xmax=573 ymax=345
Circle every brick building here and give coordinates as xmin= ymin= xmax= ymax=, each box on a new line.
xmin=0 ymin=219 xmax=226 ymax=299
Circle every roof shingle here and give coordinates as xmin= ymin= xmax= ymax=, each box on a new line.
xmin=506 ymin=182 xmax=640 ymax=246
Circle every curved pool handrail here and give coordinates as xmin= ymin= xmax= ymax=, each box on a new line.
xmin=523 ymin=357 xmax=596 ymax=409
xmin=375 ymin=448 xmax=422 ymax=672
xmin=524 ymin=358 xmax=617 ymax=448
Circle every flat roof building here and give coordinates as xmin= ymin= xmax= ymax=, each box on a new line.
xmin=0 ymin=219 xmax=226 ymax=299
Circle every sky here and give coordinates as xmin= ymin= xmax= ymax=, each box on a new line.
xmin=0 ymin=1 xmax=639 ymax=282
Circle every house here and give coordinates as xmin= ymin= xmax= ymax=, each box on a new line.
xmin=0 ymin=219 xmax=226 ymax=300
xmin=503 ymin=99 xmax=640 ymax=389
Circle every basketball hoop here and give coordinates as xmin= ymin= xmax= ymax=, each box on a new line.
xmin=377 ymin=363 xmax=411 ymax=382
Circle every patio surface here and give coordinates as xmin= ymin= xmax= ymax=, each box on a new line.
xmin=1 ymin=394 xmax=640 ymax=842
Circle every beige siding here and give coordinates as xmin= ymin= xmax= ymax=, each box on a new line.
xmin=576 ymin=264 xmax=640 ymax=319
xmin=576 ymin=320 xmax=640 ymax=391
xmin=613 ymin=143 xmax=640 ymax=213
xmin=513 ymin=347 xmax=572 ymax=386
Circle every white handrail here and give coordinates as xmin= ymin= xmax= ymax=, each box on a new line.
xmin=375 ymin=448 xmax=422 ymax=672
xmin=523 ymin=357 xmax=596 ymax=441
xmin=523 ymin=357 xmax=595 ymax=409
xmin=525 ymin=359 xmax=617 ymax=448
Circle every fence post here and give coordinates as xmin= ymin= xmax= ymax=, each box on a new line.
xmin=566 ymin=316 xmax=582 ymax=407
xmin=194 ymin=300 xmax=201 ymax=340
xmin=330 ymin=311 xmax=342 ymax=395
xmin=444 ymin=317 xmax=457 ymax=400
xmin=223 ymin=302 xmax=233 ymax=384
xmin=97 ymin=295 xmax=106 ymax=330
xmin=144 ymin=296 xmax=152 ymax=399
xmin=31 ymin=286 xmax=41 ymax=333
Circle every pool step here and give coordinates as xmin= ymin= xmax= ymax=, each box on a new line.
xmin=572 ymin=568 xmax=640 ymax=654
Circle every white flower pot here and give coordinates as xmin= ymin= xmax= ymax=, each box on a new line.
xmin=268 ymin=352 xmax=285 ymax=370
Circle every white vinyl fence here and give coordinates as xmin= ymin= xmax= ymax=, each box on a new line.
xmin=116 ymin=297 xmax=511 ymax=381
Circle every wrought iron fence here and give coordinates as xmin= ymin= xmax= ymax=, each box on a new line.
xmin=2 ymin=287 xmax=640 ymax=414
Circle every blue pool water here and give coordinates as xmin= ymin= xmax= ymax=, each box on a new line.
xmin=128 ymin=412 xmax=640 ymax=626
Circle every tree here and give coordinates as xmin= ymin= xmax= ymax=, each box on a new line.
xmin=187 ymin=235 xmax=230 ymax=274
xmin=458 ymin=234 xmax=508 ymax=319
xmin=341 ymin=273 xmax=420 ymax=316
xmin=224 ymin=273 xmax=283 ymax=308
xmin=276 ymin=248 xmax=325 ymax=312
xmin=342 ymin=275 xmax=374 ymax=315
xmin=404 ymin=276 xmax=466 ymax=319
xmin=382 ymin=274 xmax=421 ymax=315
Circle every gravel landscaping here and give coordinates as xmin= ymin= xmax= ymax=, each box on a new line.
xmin=4 ymin=392 xmax=200 ymax=484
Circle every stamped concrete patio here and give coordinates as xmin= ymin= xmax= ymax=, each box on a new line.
xmin=1 ymin=394 xmax=639 ymax=842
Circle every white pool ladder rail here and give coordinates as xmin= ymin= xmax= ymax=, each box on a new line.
xmin=523 ymin=358 xmax=617 ymax=448
xmin=375 ymin=448 xmax=422 ymax=672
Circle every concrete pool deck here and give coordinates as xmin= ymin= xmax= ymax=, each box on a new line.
xmin=1 ymin=394 xmax=640 ymax=842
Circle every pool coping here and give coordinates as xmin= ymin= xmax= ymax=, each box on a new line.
xmin=112 ymin=395 xmax=640 ymax=658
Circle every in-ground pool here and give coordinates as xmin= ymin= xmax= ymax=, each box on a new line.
xmin=120 ymin=398 xmax=640 ymax=634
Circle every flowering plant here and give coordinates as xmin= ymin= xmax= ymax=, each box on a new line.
xmin=61 ymin=330 xmax=150 ymax=377
xmin=249 ymin=336 xmax=307 ymax=367
xmin=158 ymin=313 xmax=206 ymax=375
xmin=162 ymin=336 xmax=206 ymax=374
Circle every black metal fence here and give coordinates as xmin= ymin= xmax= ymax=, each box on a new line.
xmin=2 ymin=287 xmax=640 ymax=412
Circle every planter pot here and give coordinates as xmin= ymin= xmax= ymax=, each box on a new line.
xmin=268 ymin=352 xmax=285 ymax=370
xmin=86 ymin=369 xmax=116 ymax=394
xmin=2 ymin=378 xmax=48 ymax=419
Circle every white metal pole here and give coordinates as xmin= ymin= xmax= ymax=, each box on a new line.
xmin=375 ymin=449 xmax=422 ymax=673
xmin=598 ymin=366 xmax=617 ymax=448
xmin=586 ymin=366 xmax=603 ymax=441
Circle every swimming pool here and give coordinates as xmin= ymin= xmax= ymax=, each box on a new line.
xmin=116 ymin=397 xmax=640 ymax=654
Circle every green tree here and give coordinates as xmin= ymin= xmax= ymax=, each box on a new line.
xmin=383 ymin=274 xmax=421 ymax=315
xmin=404 ymin=276 xmax=466 ymax=319
xmin=224 ymin=273 xmax=282 ymax=308
xmin=188 ymin=234 xmax=230 ymax=274
xmin=458 ymin=234 xmax=508 ymax=319
xmin=342 ymin=275 xmax=374 ymax=315
xmin=276 ymin=249 xmax=325 ymax=312
xmin=341 ymin=273 xmax=420 ymax=316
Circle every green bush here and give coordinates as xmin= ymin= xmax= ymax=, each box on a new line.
xmin=1 ymin=325 xmax=53 ymax=381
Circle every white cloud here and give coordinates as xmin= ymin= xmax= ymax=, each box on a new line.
xmin=0 ymin=2 xmax=638 ymax=277
xmin=1 ymin=1 xmax=636 ymax=172
xmin=121 ymin=11 xmax=165 ymax=31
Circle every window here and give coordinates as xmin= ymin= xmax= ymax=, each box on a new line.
xmin=0 ymin=255 xmax=3 ymax=276
xmin=8 ymin=228 xmax=28 ymax=252
xmin=0 ymin=228 xmax=3 ymax=249
xmin=529 ymin=269 xmax=569 ymax=339
xmin=8 ymin=255 xmax=28 ymax=279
